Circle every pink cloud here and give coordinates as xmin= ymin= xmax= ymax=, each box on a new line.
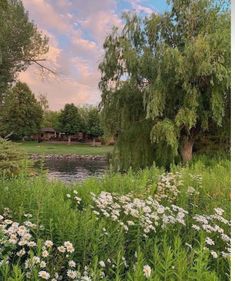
xmin=80 ymin=11 xmax=123 ymax=44
xmin=19 ymin=0 xmax=155 ymax=110
xmin=22 ymin=0 xmax=71 ymax=33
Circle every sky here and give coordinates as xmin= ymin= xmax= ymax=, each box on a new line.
xmin=19 ymin=0 xmax=169 ymax=110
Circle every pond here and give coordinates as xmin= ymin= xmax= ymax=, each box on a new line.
xmin=35 ymin=157 xmax=108 ymax=183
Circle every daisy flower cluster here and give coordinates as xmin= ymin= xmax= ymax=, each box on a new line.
xmin=0 ymin=210 xmax=93 ymax=280
xmin=154 ymin=172 xmax=183 ymax=202
xmin=67 ymin=190 xmax=83 ymax=208
xmin=89 ymin=171 xmax=230 ymax=259
xmin=91 ymin=191 xmax=188 ymax=236
xmin=192 ymin=207 xmax=231 ymax=259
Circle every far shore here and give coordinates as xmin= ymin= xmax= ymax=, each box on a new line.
xmin=29 ymin=153 xmax=108 ymax=161
xmin=17 ymin=141 xmax=113 ymax=156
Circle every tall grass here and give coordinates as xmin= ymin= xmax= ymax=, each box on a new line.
xmin=0 ymin=157 xmax=230 ymax=280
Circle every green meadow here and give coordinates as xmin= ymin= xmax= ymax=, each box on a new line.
xmin=18 ymin=141 xmax=113 ymax=156
xmin=0 ymin=155 xmax=230 ymax=280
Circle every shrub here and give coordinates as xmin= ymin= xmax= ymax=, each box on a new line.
xmin=0 ymin=138 xmax=29 ymax=177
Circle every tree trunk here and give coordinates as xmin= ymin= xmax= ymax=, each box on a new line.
xmin=92 ymin=137 xmax=96 ymax=146
xmin=68 ymin=135 xmax=71 ymax=145
xmin=180 ymin=138 xmax=194 ymax=163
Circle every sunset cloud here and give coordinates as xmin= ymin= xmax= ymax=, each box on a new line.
xmin=19 ymin=0 xmax=160 ymax=110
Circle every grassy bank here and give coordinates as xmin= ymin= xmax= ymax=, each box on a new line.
xmin=0 ymin=157 xmax=230 ymax=280
xmin=17 ymin=141 xmax=113 ymax=156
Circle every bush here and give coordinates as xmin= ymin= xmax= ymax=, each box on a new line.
xmin=0 ymin=138 xmax=29 ymax=177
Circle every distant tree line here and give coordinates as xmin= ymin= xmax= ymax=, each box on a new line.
xmin=45 ymin=103 xmax=104 ymax=144
xmin=0 ymin=81 xmax=103 ymax=142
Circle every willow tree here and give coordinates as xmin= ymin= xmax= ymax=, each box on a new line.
xmin=99 ymin=0 xmax=230 ymax=169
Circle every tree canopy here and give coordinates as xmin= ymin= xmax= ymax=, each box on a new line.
xmin=99 ymin=0 xmax=230 ymax=170
xmin=0 ymin=82 xmax=43 ymax=139
xmin=78 ymin=106 xmax=103 ymax=139
xmin=58 ymin=103 xmax=83 ymax=143
xmin=0 ymin=0 xmax=49 ymax=102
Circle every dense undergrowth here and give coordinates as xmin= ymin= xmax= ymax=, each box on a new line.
xmin=0 ymin=155 xmax=230 ymax=280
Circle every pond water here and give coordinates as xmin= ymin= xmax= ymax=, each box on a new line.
xmin=36 ymin=158 xmax=108 ymax=183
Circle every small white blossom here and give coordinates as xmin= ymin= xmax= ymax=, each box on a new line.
xmin=99 ymin=261 xmax=105 ymax=268
xmin=143 ymin=265 xmax=151 ymax=278
xmin=68 ymin=260 xmax=76 ymax=268
xmin=67 ymin=269 xmax=77 ymax=279
xmin=211 ymin=251 xmax=218 ymax=258
xmin=205 ymin=237 xmax=215 ymax=246
xmin=44 ymin=240 xmax=53 ymax=248
xmin=38 ymin=271 xmax=50 ymax=280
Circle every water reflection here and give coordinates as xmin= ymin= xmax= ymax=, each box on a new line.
xmin=36 ymin=158 xmax=108 ymax=183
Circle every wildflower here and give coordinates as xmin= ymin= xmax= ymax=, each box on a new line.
xmin=81 ymin=277 xmax=92 ymax=281
xmin=40 ymin=261 xmax=47 ymax=268
xmin=32 ymin=256 xmax=41 ymax=264
xmin=99 ymin=261 xmax=105 ymax=267
xmin=143 ymin=265 xmax=151 ymax=278
xmin=157 ymin=206 xmax=165 ymax=214
xmin=44 ymin=240 xmax=53 ymax=248
xmin=24 ymin=213 xmax=32 ymax=218
xmin=67 ymin=269 xmax=77 ymax=279
xmin=214 ymin=208 xmax=224 ymax=216
xmin=66 ymin=194 xmax=71 ymax=198
xmin=74 ymin=196 xmax=81 ymax=203
xmin=26 ymin=272 xmax=31 ymax=279
xmin=221 ymin=251 xmax=230 ymax=258
xmin=58 ymin=246 xmax=66 ymax=253
xmin=38 ymin=271 xmax=50 ymax=280
xmin=221 ymin=233 xmax=230 ymax=242
xmin=8 ymin=238 xmax=17 ymax=244
xmin=211 ymin=251 xmax=218 ymax=258
xmin=17 ymin=225 xmax=27 ymax=236
xmin=187 ymin=186 xmax=196 ymax=194
xmin=17 ymin=248 xmax=26 ymax=257
xmin=28 ymin=241 xmax=36 ymax=247
xmin=19 ymin=239 xmax=28 ymax=246
xmin=127 ymin=220 xmax=135 ymax=226
xmin=69 ymin=260 xmax=76 ymax=267
xmin=64 ymin=241 xmax=75 ymax=253
xmin=205 ymin=237 xmax=215 ymax=246
xmin=143 ymin=206 xmax=151 ymax=213
xmin=42 ymin=250 xmax=49 ymax=258
xmin=4 ymin=219 xmax=13 ymax=225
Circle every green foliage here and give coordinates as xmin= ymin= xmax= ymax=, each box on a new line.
xmin=58 ymin=104 xmax=82 ymax=136
xmin=42 ymin=110 xmax=60 ymax=129
xmin=0 ymin=0 xmax=48 ymax=101
xmin=150 ymin=119 xmax=178 ymax=155
xmin=0 ymin=138 xmax=28 ymax=177
xmin=0 ymin=156 xmax=230 ymax=280
xmin=99 ymin=0 xmax=230 ymax=168
xmin=0 ymin=82 xmax=43 ymax=138
xmin=78 ymin=105 xmax=103 ymax=138
xmin=86 ymin=107 xmax=103 ymax=138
